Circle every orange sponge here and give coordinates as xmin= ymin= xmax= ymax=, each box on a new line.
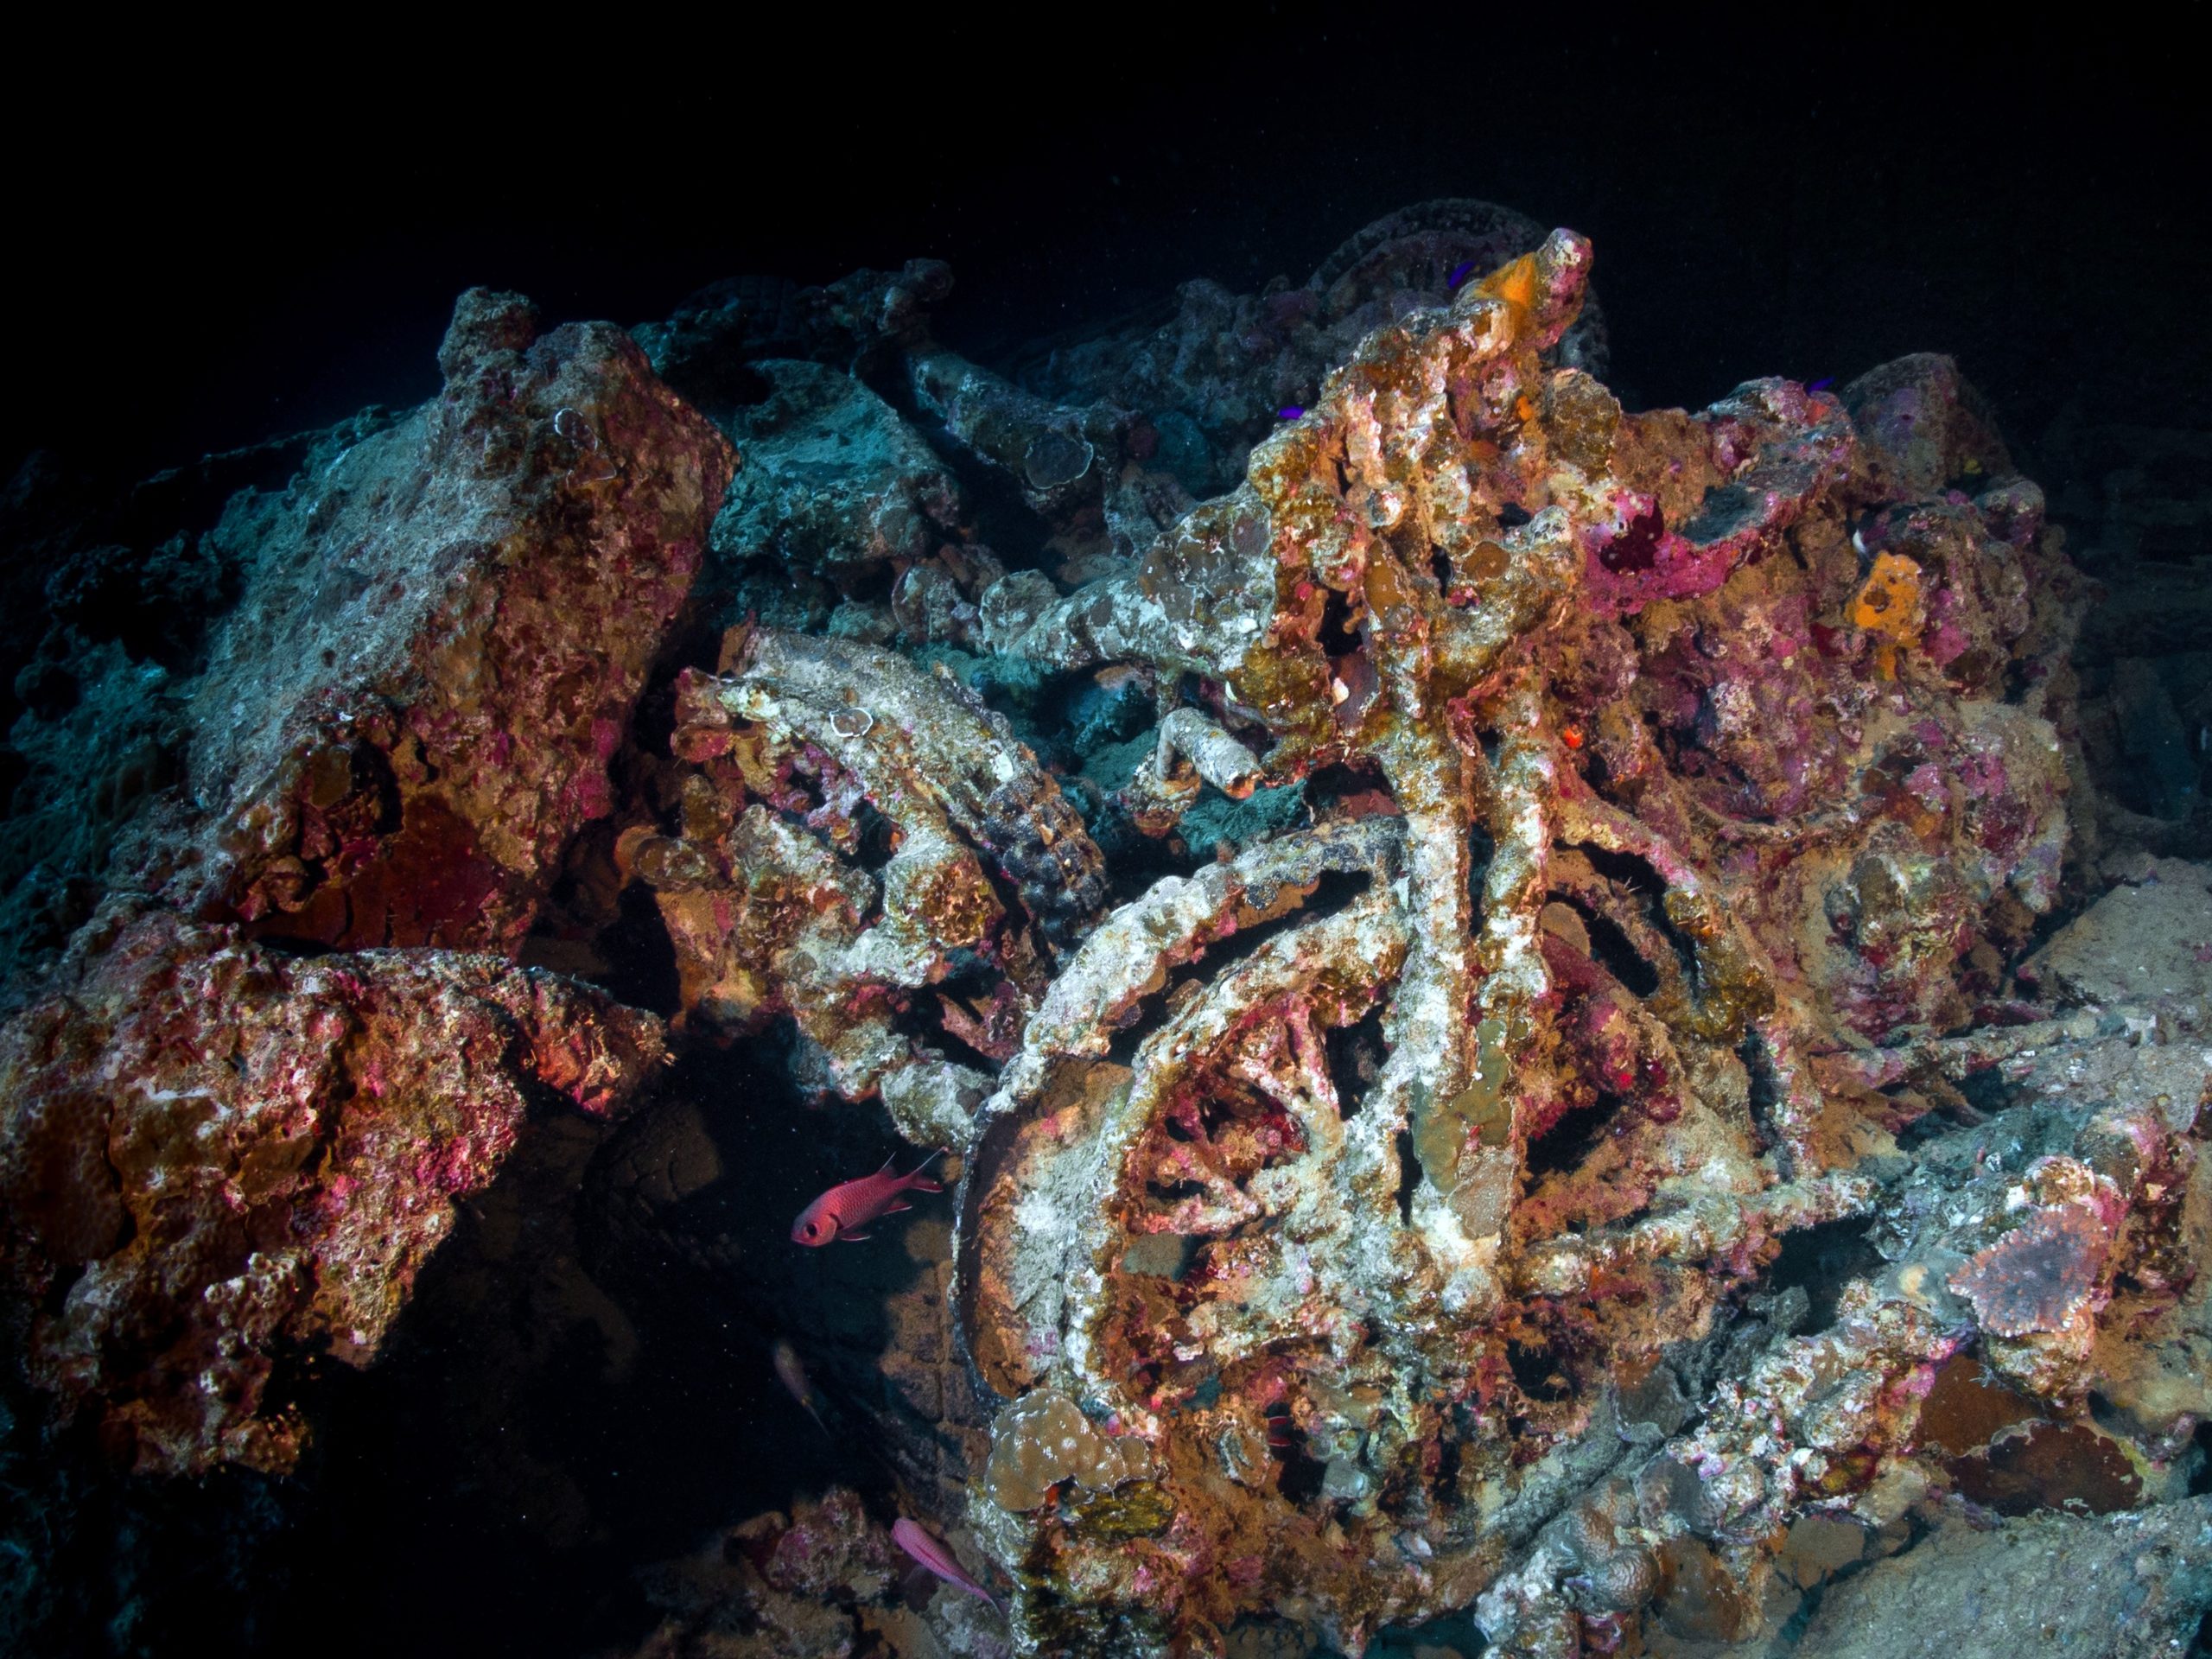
xmin=1850 ymin=551 xmax=1925 ymax=678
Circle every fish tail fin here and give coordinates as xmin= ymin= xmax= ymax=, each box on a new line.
xmin=807 ymin=1402 xmax=830 ymax=1438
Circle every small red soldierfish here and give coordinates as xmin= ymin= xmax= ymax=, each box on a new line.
xmin=892 ymin=1516 xmax=1001 ymax=1614
xmin=770 ymin=1338 xmax=828 ymax=1436
xmin=791 ymin=1151 xmax=944 ymax=1246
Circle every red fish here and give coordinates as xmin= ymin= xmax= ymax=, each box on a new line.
xmin=791 ymin=1152 xmax=943 ymax=1246
xmin=892 ymin=1517 xmax=1001 ymax=1613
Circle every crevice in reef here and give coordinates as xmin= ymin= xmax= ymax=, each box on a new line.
xmin=1317 ymin=588 xmax=1362 ymax=658
xmin=890 ymin=985 xmax=1004 ymax=1075
xmin=1764 ymin=1217 xmax=1885 ymax=1335
xmin=1467 ymin=823 xmax=1497 ymax=906
xmin=2189 ymin=1422 xmax=2212 ymax=1498
xmin=1565 ymin=842 xmax=1698 ymax=984
xmin=1271 ymin=1413 xmax=1329 ymax=1507
xmin=1740 ymin=1028 xmax=1783 ymax=1128
xmin=595 ymin=880 xmax=684 ymax=1019
xmin=1504 ymin=1332 xmax=1576 ymax=1406
xmin=1394 ymin=1128 xmax=1421 ymax=1226
xmin=1324 ymin=1001 xmax=1387 ymax=1119
xmin=1524 ymin=1091 xmax=1625 ymax=1179
xmin=1558 ymin=892 xmax=1662 ymax=996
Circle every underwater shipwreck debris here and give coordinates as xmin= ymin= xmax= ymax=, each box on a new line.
xmin=915 ymin=233 xmax=2131 ymax=1654
xmin=4 ymin=200 xmax=2207 ymax=1659
xmin=613 ymin=224 xmax=2158 ymax=1653
xmin=640 ymin=627 xmax=1111 ymax=1149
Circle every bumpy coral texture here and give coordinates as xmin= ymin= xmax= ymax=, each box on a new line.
xmin=982 ymin=1389 xmax=1154 ymax=1512
xmin=163 ymin=287 xmax=734 ymax=955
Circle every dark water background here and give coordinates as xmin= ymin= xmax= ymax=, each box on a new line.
xmin=8 ymin=24 xmax=2208 ymax=486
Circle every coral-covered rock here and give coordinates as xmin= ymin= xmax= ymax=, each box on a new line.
xmin=0 ymin=281 xmax=728 ymax=1490
xmin=2 ymin=287 xmax=734 ymax=1008
xmin=1948 ymin=1200 xmax=2112 ymax=1338
xmin=909 ymin=346 xmax=1195 ymax=572
xmin=0 ymin=412 xmax=401 ymax=1001
xmin=165 ymin=288 xmax=734 ymax=954
xmin=0 ymin=910 xmax=664 ymax=1475
xmin=2021 ymin=857 xmax=2212 ymax=1011
xmin=1843 ymin=351 xmax=2015 ymax=499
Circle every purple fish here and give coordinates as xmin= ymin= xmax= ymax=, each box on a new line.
xmin=1807 ymin=376 xmax=1835 ymax=393
xmin=1446 ymin=257 xmax=1478 ymax=290
xmin=1277 ymin=405 xmax=1305 ymax=420
xmin=893 ymin=1517 xmax=1001 ymax=1613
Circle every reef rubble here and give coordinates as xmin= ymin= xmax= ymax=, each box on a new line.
xmin=4 ymin=204 xmax=2210 ymax=1657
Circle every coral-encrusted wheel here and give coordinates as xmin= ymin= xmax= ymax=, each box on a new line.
xmin=959 ymin=821 xmax=1407 ymax=1391
xmin=957 ymin=823 xmax=1425 ymax=1649
xmin=952 ymin=791 xmax=1872 ymax=1649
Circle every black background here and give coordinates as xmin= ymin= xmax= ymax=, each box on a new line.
xmin=7 ymin=20 xmax=2207 ymax=487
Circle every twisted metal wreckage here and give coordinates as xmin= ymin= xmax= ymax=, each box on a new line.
xmin=634 ymin=231 xmax=2197 ymax=1654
